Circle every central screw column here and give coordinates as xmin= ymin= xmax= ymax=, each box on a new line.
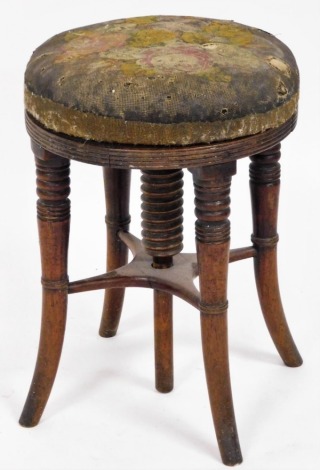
xmin=140 ymin=169 xmax=184 ymax=392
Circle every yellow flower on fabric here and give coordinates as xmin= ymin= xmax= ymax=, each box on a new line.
xmin=121 ymin=62 xmax=156 ymax=77
xmin=203 ymin=21 xmax=253 ymax=46
xmin=124 ymin=16 xmax=157 ymax=25
xmin=199 ymin=66 xmax=232 ymax=83
xmin=181 ymin=32 xmax=210 ymax=45
xmin=130 ymin=29 xmax=176 ymax=47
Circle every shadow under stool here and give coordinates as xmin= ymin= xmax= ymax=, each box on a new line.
xmin=20 ymin=16 xmax=302 ymax=466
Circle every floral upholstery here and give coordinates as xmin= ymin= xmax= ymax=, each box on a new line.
xmin=25 ymin=16 xmax=299 ymax=146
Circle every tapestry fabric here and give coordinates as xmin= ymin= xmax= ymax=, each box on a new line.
xmin=25 ymin=15 xmax=299 ymax=145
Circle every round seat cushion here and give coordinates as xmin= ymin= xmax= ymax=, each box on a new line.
xmin=25 ymin=15 xmax=299 ymax=146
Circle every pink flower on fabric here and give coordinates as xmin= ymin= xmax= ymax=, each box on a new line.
xmin=138 ymin=45 xmax=212 ymax=73
xmin=55 ymin=31 xmax=128 ymax=62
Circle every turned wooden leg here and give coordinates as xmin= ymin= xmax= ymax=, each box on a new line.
xmin=250 ymin=144 xmax=302 ymax=367
xmin=191 ymin=162 xmax=242 ymax=466
xmin=20 ymin=142 xmax=70 ymax=427
xmin=154 ymin=289 xmax=173 ymax=393
xmin=99 ymin=168 xmax=131 ymax=337
xmin=141 ymin=170 xmax=184 ymax=393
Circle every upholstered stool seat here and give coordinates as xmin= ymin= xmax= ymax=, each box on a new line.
xmin=25 ymin=15 xmax=298 ymax=146
xmin=20 ymin=15 xmax=302 ymax=467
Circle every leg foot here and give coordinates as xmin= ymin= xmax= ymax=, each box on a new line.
xmin=201 ymin=313 xmax=242 ymax=466
xmin=20 ymin=291 xmax=68 ymax=427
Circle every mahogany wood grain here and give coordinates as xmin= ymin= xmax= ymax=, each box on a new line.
xmin=154 ymin=289 xmax=173 ymax=393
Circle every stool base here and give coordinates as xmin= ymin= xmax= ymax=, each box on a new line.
xmin=19 ymin=133 xmax=302 ymax=467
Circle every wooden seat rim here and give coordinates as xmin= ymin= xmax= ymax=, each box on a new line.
xmin=26 ymin=112 xmax=297 ymax=169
